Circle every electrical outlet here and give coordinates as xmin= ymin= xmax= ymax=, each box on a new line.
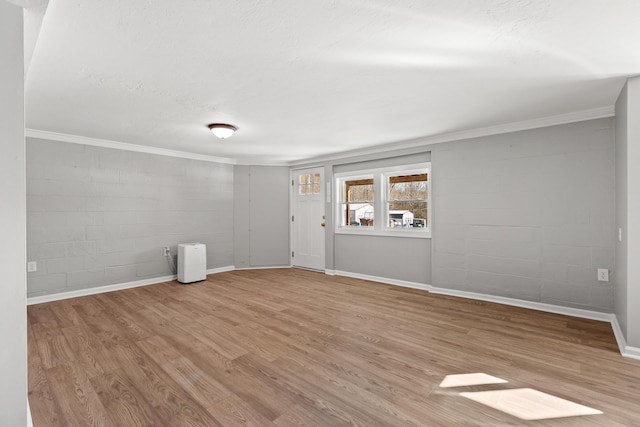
xmin=164 ymin=246 xmax=170 ymax=257
xmin=597 ymin=268 xmax=609 ymax=282
xmin=27 ymin=261 xmax=37 ymax=273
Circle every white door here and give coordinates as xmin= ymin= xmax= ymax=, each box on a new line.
xmin=292 ymin=167 xmax=326 ymax=270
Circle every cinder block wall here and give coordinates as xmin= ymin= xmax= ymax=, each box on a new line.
xmin=26 ymin=138 xmax=234 ymax=298
xmin=233 ymin=165 xmax=291 ymax=268
xmin=432 ymin=118 xmax=616 ymax=312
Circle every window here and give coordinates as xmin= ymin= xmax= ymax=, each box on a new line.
xmin=340 ymin=176 xmax=374 ymax=227
xmin=385 ymin=171 xmax=428 ymax=229
xmin=335 ymin=163 xmax=431 ymax=237
xmin=299 ymin=173 xmax=321 ymax=195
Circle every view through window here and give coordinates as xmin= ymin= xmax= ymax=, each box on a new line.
xmin=343 ymin=177 xmax=374 ymax=226
xmin=387 ymin=173 xmax=428 ymax=228
xmin=335 ymin=163 xmax=431 ymax=237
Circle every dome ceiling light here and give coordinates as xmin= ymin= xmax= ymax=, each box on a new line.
xmin=208 ymin=123 xmax=237 ymax=139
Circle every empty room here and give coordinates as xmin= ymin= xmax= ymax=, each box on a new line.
xmin=2 ymin=0 xmax=640 ymax=425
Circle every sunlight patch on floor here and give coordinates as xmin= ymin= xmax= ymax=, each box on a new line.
xmin=439 ymin=373 xmax=508 ymax=388
xmin=460 ymin=388 xmax=603 ymax=421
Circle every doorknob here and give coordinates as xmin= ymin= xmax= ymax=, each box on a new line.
xmin=321 ymin=223 xmax=325 ymax=227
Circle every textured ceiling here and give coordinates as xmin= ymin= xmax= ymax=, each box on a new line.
xmin=25 ymin=0 xmax=640 ymax=164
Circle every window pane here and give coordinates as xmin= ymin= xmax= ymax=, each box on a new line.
xmin=342 ymin=203 xmax=374 ymax=227
xmin=388 ymin=174 xmax=427 ymax=201
xmin=299 ymin=174 xmax=310 ymax=195
xmin=314 ymin=173 xmax=321 ymax=183
xmin=388 ymin=201 xmax=427 ymax=228
xmin=344 ymin=178 xmax=374 ymax=203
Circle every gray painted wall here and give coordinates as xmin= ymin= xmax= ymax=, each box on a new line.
xmin=26 ymin=138 xmax=234 ymax=297
xmin=615 ymin=83 xmax=628 ymax=338
xmin=234 ymin=165 xmax=290 ymax=268
xmin=0 ymin=2 xmax=27 ymax=425
xmin=331 ymin=152 xmax=432 ymax=284
xmin=432 ymin=118 xmax=616 ymax=312
xmin=628 ymin=77 xmax=640 ymax=347
xmin=233 ymin=166 xmax=251 ymax=268
xmin=302 ymin=118 xmax=617 ymax=313
xmin=335 ymin=235 xmax=431 ymax=284
xmin=619 ymin=77 xmax=640 ymax=347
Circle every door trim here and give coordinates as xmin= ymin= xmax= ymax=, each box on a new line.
xmin=290 ymin=167 xmax=326 ymax=270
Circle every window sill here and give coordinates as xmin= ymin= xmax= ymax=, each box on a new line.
xmin=335 ymin=228 xmax=432 ymax=239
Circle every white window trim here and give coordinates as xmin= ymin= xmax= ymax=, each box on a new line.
xmin=334 ymin=162 xmax=431 ymax=238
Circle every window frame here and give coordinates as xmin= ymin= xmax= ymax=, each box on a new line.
xmin=383 ymin=167 xmax=430 ymax=234
xmin=334 ymin=162 xmax=431 ymax=238
xmin=337 ymin=173 xmax=375 ymax=230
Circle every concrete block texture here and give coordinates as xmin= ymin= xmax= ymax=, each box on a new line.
xmin=335 ymin=234 xmax=431 ymax=285
xmin=26 ymin=138 xmax=234 ymax=298
xmin=233 ymin=165 xmax=291 ymax=268
xmin=432 ymin=118 xmax=616 ymax=312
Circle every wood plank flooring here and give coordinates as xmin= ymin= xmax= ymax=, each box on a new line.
xmin=28 ymin=268 xmax=640 ymax=426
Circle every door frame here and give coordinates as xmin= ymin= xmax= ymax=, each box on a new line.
xmin=290 ymin=165 xmax=326 ymax=270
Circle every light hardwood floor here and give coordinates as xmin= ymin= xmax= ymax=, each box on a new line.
xmin=28 ymin=268 xmax=640 ymax=426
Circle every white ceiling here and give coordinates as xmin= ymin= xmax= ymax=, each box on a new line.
xmin=25 ymin=0 xmax=640 ymax=165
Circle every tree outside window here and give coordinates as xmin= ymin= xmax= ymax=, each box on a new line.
xmin=387 ymin=173 xmax=428 ymax=228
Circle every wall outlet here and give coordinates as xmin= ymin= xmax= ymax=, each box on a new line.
xmin=27 ymin=261 xmax=37 ymax=273
xmin=597 ymin=268 xmax=609 ymax=282
xmin=164 ymin=246 xmax=170 ymax=257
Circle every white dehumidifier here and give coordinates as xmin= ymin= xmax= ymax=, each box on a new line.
xmin=177 ymin=243 xmax=207 ymax=283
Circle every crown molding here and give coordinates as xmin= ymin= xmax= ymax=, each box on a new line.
xmin=290 ymin=105 xmax=615 ymax=166
xmin=25 ymin=129 xmax=237 ymax=165
xmin=26 ymin=105 xmax=615 ymax=167
xmin=234 ymin=158 xmax=292 ymax=166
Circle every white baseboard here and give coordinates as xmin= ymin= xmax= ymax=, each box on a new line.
xmin=25 ymin=265 xmax=640 ymax=361
xmin=234 ymin=265 xmax=292 ymax=270
xmin=429 ymin=287 xmax=614 ymax=322
xmin=328 ymin=273 xmax=639 ymax=361
xmin=27 ymin=274 xmax=177 ymax=305
xmin=27 ymin=266 xmax=235 ymax=305
xmin=430 ymin=286 xmax=640 ymax=361
xmin=610 ymin=316 xmax=640 ymax=361
xmin=27 ymin=400 xmax=33 ymax=427
xmin=207 ymin=266 xmax=235 ymax=275
xmin=333 ymin=270 xmax=431 ymax=292
xmin=622 ymin=345 xmax=640 ymax=360
xmin=610 ymin=315 xmax=627 ymax=355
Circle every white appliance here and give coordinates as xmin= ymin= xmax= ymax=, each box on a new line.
xmin=177 ymin=243 xmax=207 ymax=283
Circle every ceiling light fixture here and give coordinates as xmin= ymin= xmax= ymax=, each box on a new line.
xmin=207 ymin=123 xmax=237 ymax=139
